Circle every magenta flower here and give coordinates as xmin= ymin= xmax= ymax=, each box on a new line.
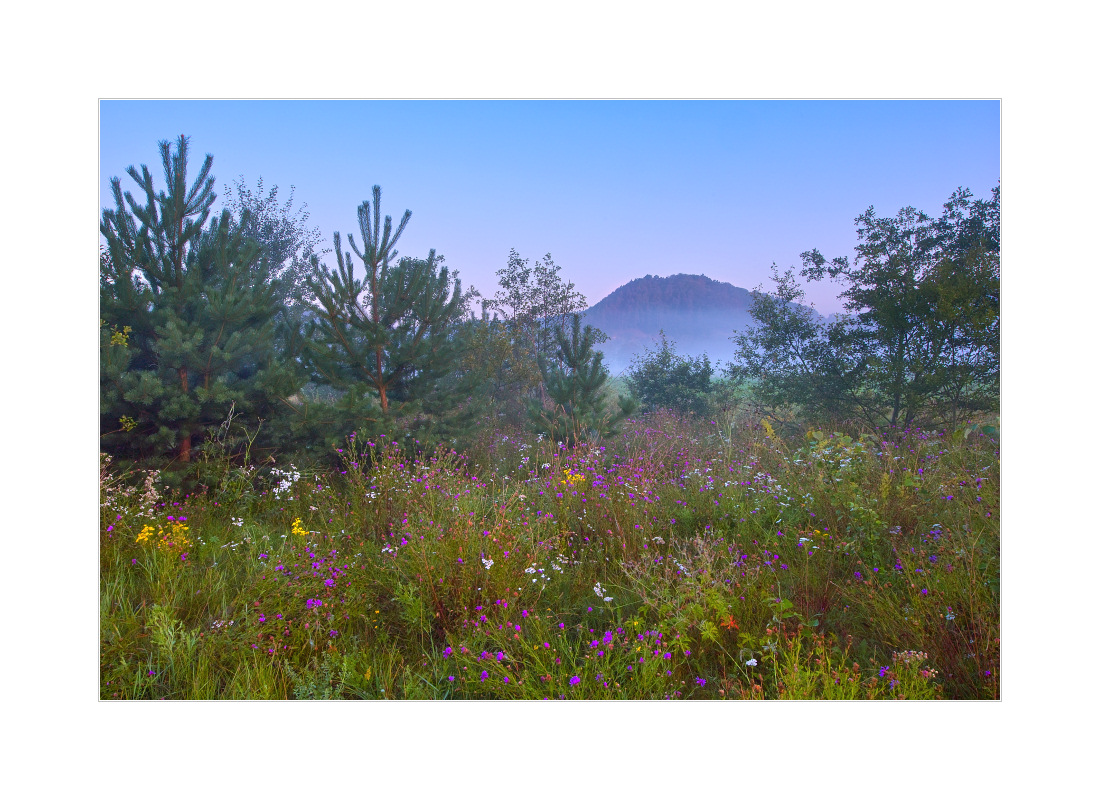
xmin=569 ymin=676 xmax=580 ymax=686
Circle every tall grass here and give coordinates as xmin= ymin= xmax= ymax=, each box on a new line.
xmin=100 ymin=414 xmax=998 ymax=699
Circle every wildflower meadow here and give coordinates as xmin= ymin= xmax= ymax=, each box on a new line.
xmin=100 ymin=410 xmax=999 ymax=700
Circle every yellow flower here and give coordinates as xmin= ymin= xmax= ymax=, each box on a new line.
xmin=559 ymin=469 xmax=586 ymax=487
xmin=291 ymin=517 xmax=308 ymax=537
xmin=109 ymin=325 xmax=132 ymax=347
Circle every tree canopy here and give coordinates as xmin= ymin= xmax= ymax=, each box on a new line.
xmin=731 ymin=186 xmax=1000 ymax=429
xmin=100 ymin=136 xmax=300 ymax=467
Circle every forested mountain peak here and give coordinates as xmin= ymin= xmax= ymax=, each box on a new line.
xmin=586 ymin=273 xmax=753 ymax=318
xmin=581 ymin=273 xmax=760 ymax=374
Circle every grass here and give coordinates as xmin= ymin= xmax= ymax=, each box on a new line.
xmin=100 ymin=411 xmax=999 ymax=700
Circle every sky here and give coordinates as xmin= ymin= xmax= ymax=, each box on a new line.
xmin=99 ymin=100 xmax=1000 ymax=315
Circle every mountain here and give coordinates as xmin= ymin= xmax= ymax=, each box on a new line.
xmin=580 ymin=273 xmax=783 ymax=375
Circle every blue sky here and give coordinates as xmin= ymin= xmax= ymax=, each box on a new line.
xmin=100 ymin=100 xmax=999 ymax=313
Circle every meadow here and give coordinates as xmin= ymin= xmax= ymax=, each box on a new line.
xmin=99 ymin=411 xmax=999 ymax=700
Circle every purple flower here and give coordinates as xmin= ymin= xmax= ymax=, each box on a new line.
xmin=480 ymin=670 xmax=489 ymax=682
xmin=448 ymin=676 xmax=455 ymax=682
xmin=443 ymin=646 xmax=453 ymax=658
xmin=324 ymin=579 xmax=335 ymax=587
xmin=569 ymin=676 xmax=581 ymax=686
xmin=328 ymin=629 xmax=338 ymax=638
xmin=695 ymin=677 xmax=706 ymax=687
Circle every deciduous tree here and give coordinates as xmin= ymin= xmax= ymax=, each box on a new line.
xmin=731 ymin=187 xmax=999 ymax=429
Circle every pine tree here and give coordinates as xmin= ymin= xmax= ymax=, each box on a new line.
xmin=100 ymin=135 xmax=299 ymax=466
xmin=529 ymin=314 xmax=636 ymax=444
xmin=304 ymin=186 xmax=475 ymax=440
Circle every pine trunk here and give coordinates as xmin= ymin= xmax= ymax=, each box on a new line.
xmin=376 ymin=347 xmax=388 ymax=413
xmin=179 ymin=367 xmax=191 ymax=462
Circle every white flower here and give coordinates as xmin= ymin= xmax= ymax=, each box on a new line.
xmin=745 ymin=658 xmax=758 ymax=667
xmin=593 ymin=582 xmax=604 ymax=598
xmin=482 ymin=558 xmax=494 ymax=570
xmin=603 ymin=597 xmax=613 ymax=602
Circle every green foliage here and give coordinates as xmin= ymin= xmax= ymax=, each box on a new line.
xmin=528 ymin=314 xmax=637 ymax=444
xmin=220 ymin=175 xmax=327 ymax=309
xmin=486 ymin=249 xmax=591 ymax=366
xmin=219 ymin=176 xmax=329 ymax=414
xmin=729 ymin=267 xmax=868 ymax=423
xmin=626 ymin=330 xmax=714 ymax=415
xmin=304 ymin=186 xmax=478 ymax=444
xmin=732 ymin=187 xmax=999 ymax=429
xmin=475 ymin=250 xmax=596 ymax=426
xmin=100 ymin=136 xmax=302 ymax=470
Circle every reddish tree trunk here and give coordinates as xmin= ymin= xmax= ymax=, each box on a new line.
xmin=179 ymin=367 xmax=191 ymax=462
